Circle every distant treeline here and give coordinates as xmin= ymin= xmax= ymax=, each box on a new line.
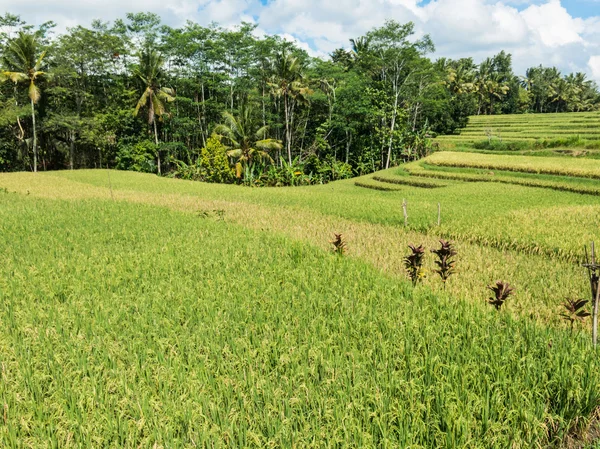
xmin=0 ymin=12 xmax=598 ymax=180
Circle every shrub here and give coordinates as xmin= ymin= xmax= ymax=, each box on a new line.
xmin=199 ymin=135 xmax=234 ymax=183
xmin=431 ymin=240 xmax=457 ymax=287
xmin=487 ymin=281 xmax=515 ymax=310
xmin=404 ymin=244 xmax=426 ymax=286
xmin=330 ymin=233 xmax=347 ymax=255
xmin=116 ymin=140 xmax=157 ymax=173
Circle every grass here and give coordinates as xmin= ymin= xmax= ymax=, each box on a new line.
xmin=1 ymin=192 xmax=599 ymax=447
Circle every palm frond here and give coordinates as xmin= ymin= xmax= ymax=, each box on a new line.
xmin=255 ymin=138 xmax=282 ymax=152
xmin=226 ymin=148 xmax=243 ymax=159
xmin=254 ymin=125 xmax=269 ymax=139
xmin=134 ymin=88 xmax=151 ymax=116
xmin=249 ymin=148 xmax=275 ymax=164
xmin=4 ymin=71 xmax=28 ymax=83
xmin=214 ymin=124 xmax=239 ymax=147
xmin=28 ymin=80 xmax=41 ymax=104
xmin=152 ymin=94 xmax=166 ymax=118
xmin=221 ymin=111 xmax=241 ymax=136
xmin=34 ymin=50 xmax=46 ymax=72
xmin=160 ymin=87 xmax=176 ymax=98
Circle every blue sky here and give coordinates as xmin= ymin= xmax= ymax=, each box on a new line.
xmin=543 ymin=0 xmax=598 ymax=17
xmin=2 ymin=0 xmax=600 ymax=80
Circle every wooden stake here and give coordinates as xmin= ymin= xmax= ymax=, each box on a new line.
xmin=594 ymin=281 xmax=599 ymax=348
xmin=437 ymin=203 xmax=441 ymax=226
xmin=402 ymin=199 xmax=408 ymax=227
xmin=592 ymin=242 xmax=599 ymax=347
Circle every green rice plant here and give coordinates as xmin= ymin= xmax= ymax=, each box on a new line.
xmin=487 ymin=281 xmax=515 ymax=310
xmin=371 ymin=174 xmax=447 ymax=188
xmin=1 ymin=194 xmax=599 ymax=447
xmin=431 ymin=239 xmax=457 ymax=287
xmin=425 ymin=151 xmax=600 ymax=179
xmin=404 ymin=244 xmax=426 ymax=286
xmin=404 ymin=161 xmax=600 ymax=196
xmin=353 ymin=179 xmax=404 ymax=191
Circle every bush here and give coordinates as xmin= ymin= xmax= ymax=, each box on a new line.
xmin=473 ymin=140 xmax=530 ymax=152
xmin=199 ymin=136 xmax=234 ymax=183
xmin=116 ymin=140 xmax=157 ymax=173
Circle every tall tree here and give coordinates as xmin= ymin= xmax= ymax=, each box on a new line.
xmin=133 ymin=48 xmax=175 ymax=175
xmin=214 ymin=106 xmax=282 ymax=178
xmin=270 ymin=51 xmax=310 ymax=165
xmin=1 ymin=31 xmax=47 ymax=172
xmin=363 ymin=21 xmax=434 ymax=168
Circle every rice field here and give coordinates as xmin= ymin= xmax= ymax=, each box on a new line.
xmin=436 ymin=112 xmax=600 ymax=149
xmin=2 ymin=159 xmax=600 ymax=447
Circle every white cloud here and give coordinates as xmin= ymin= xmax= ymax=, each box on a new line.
xmin=1 ymin=0 xmax=599 ymax=80
xmin=589 ymin=55 xmax=600 ymax=81
xmin=521 ymin=0 xmax=584 ymax=47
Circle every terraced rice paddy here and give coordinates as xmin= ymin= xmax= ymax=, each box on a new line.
xmin=436 ymin=112 xmax=600 ymax=149
xmin=2 ymin=151 xmax=600 ymax=447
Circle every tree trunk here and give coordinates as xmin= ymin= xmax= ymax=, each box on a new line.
xmin=284 ymin=94 xmax=292 ymax=165
xmin=345 ymin=130 xmax=352 ymax=164
xmin=386 ymin=91 xmax=399 ymax=169
xmin=70 ymin=130 xmax=75 ymax=170
xmin=153 ymin=119 xmax=161 ymax=176
xmin=31 ymin=98 xmax=37 ymax=173
xmin=262 ymin=84 xmax=266 ymax=128
xmin=201 ymin=81 xmax=207 ymax=148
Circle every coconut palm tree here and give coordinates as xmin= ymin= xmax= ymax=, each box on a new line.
xmin=214 ymin=107 xmax=282 ymax=179
xmin=1 ymin=32 xmax=47 ymax=172
xmin=133 ymin=48 xmax=175 ymax=175
xmin=269 ymin=51 xmax=311 ymax=165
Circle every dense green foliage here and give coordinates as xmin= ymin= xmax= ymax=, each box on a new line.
xmin=1 ymin=186 xmax=599 ymax=447
xmin=0 ymin=12 xmax=598 ymax=181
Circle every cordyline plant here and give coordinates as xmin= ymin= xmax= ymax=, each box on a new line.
xmin=404 ymin=244 xmax=426 ymax=286
xmin=330 ymin=233 xmax=346 ymax=256
xmin=560 ymin=299 xmax=591 ymax=331
xmin=431 ymin=239 xmax=457 ymax=288
xmin=487 ymin=281 xmax=515 ymax=310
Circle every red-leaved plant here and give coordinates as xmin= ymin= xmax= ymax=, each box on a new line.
xmin=560 ymin=299 xmax=590 ymax=331
xmin=404 ymin=244 xmax=426 ymax=286
xmin=431 ymin=239 xmax=457 ymax=288
xmin=487 ymin=281 xmax=515 ymax=310
xmin=330 ymin=233 xmax=347 ymax=256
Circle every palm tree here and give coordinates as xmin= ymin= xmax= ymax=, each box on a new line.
xmin=269 ymin=51 xmax=311 ymax=165
xmin=350 ymin=36 xmax=370 ymax=59
xmin=214 ymin=107 xmax=282 ymax=179
xmin=475 ymin=59 xmax=510 ymax=115
xmin=133 ymin=49 xmax=175 ymax=175
xmin=1 ymin=32 xmax=47 ymax=172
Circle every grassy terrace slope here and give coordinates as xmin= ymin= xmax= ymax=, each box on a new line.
xmin=1 ymin=166 xmax=600 ymax=447
xmin=436 ymin=112 xmax=600 ymax=148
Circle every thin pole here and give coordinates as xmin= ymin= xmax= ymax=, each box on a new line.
xmin=402 ymin=199 xmax=408 ymax=227
xmin=437 ymin=203 xmax=441 ymax=226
